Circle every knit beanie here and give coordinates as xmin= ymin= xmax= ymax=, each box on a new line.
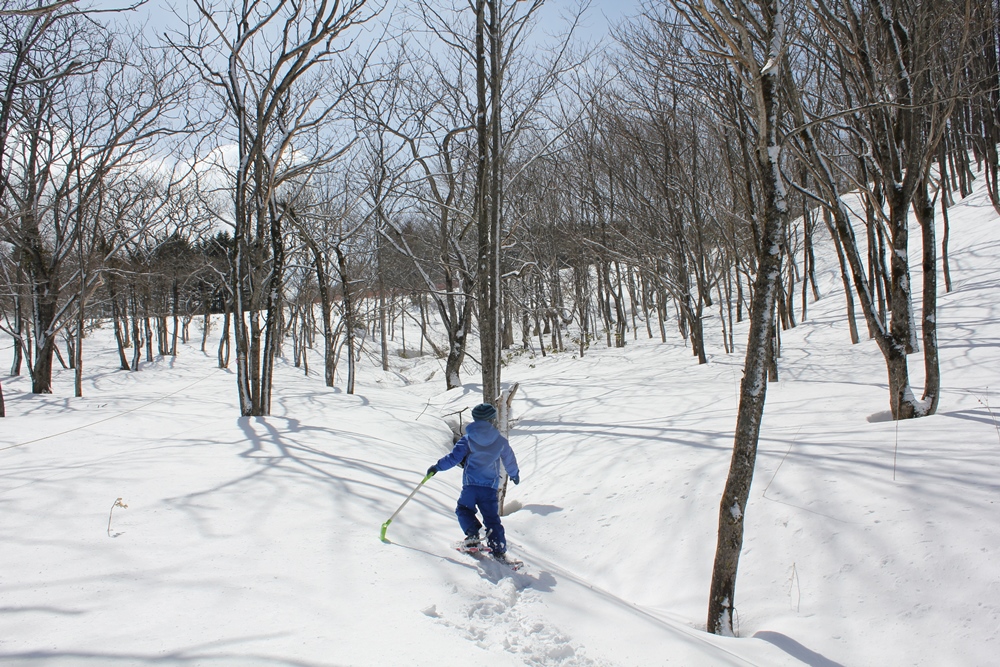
xmin=471 ymin=403 xmax=497 ymax=421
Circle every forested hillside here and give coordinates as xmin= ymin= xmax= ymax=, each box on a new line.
xmin=2 ymin=1 xmax=999 ymax=663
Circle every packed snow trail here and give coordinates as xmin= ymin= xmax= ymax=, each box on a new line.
xmin=388 ymin=534 xmax=806 ymax=667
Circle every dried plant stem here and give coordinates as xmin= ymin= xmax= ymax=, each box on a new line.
xmin=977 ymin=390 xmax=1000 ymax=446
xmin=107 ymin=498 xmax=127 ymax=537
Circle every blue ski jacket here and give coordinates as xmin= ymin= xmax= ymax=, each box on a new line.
xmin=434 ymin=421 xmax=519 ymax=490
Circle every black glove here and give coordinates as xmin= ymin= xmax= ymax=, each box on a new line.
xmin=427 ymin=465 xmax=439 ymax=476
xmin=510 ymin=475 xmax=520 ymax=485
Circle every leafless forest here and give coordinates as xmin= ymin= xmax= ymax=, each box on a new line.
xmin=2 ymin=0 xmax=997 ymax=634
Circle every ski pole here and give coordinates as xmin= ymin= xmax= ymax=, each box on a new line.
xmin=380 ymin=471 xmax=435 ymax=542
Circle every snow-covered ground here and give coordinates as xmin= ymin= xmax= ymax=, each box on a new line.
xmin=2 ymin=176 xmax=999 ymax=667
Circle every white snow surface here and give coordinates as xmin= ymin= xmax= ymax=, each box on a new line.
xmin=3 ymin=179 xmax=1000 ymax=666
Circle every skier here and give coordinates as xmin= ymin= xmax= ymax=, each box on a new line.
xmin=427 ymin=402 xmax=520 ymax=560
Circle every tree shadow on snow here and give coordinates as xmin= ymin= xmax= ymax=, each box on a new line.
xmin=158 ymin=414 xmax=456 ymax=541
xmin=753 ymin=631 xmax=846 ymax=667
xmin=504 ymin=502 xmax=562 ymax=516
xmin=392 ymin=539 xmax=557 ymax=592
xmin=0 ymin=651 xmax=338 ymax=667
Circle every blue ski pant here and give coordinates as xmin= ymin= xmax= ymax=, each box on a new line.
xmin=456 ymin=484 xmax=506 ymax=553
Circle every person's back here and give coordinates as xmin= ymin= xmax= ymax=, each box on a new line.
xmin=428 ymin=403 xmax=520 ymax=556
xmin=460 ymin=419 xmax=515 ymax=489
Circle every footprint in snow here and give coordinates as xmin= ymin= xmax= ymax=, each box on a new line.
xmin=433 ymin=578 xmax=604 ymax=665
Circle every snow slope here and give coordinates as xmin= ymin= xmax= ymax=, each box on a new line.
xmin=2 ymin=176 xmax=999 ymax=666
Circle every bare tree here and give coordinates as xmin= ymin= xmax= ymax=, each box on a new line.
xmin=366 ymin=2 xmax=570 ymax=394
xmin=1 ymin=6 xmax=188 ymax=394
xmin=170 ymin=0 xmax=373 ymax=415
xmin=789 ymin=0 xmax=971 ymax=418
xmin=375 ymin=72 xmax=478 ymax=390
xmin=665 ymin=0 xmax=790 ymax=636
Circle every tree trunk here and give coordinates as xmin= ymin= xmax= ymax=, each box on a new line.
xmin=574 ymin=264 xmax=590 ymax=356
xmin=201 ymin=292 xmax=211 ymax=354
xmin=31 ymin=308 xmax=56 ymax=395
xmin=320 ymin=287 xmax=336 ymax=389
xmin=823 ymin=208 xmax=861 ymax=345
xmin=170 ymin=278 xmax=180 ymax=357
xmin=475 ymin=0 xmax=502 ymax=405
xmin=144 ymin=316 xmax=153 ymax=362
xmin=914 ymin=180 xmax=940 ymax=415
xmin=110 ymin=277 xmax=131 ymax=371
xmin=708 ymin=201 xmax=784 ymax=635
xmin=887 ymin=190 xmax=919 ymax=356
xmin=708 ymin=14 xmax=787 ymax=634
xmin=74 ymin=289 xmax=85 ymax=399
xmin=10 ymin=291 xmax=24 ymax=376
xmin=379 ymin=260 xmax=389 ymax=372
xmin=940 ymin=166 xmax=953 ymax=293
xmin=496 ymin=382 xmax=519 ymax=515
xmin=154 ymin=315 xmax=164 ymax=356
xmin=335 ymin=245 xmax=357 ymax=395
xmin=130 ymin=285 xmax=143 ymax=371
xmin=27 ymin=249 xmax=58 ymax=393
xmin=218 ymin=307 xmax=231 ymax=369
xmin=258 ymin=204 xmax=287 ymax=414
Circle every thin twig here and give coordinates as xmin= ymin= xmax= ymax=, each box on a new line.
xmin=762 ymin=429 xmax=800 ymax=499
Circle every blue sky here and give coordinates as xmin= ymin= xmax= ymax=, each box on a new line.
xmin=588 ymin=0 xmax=642 ymax=23
xmin=543 ymin=0 xmax=643 ymax=42
xmin=97 ymin=0 xmax=644 ymax=42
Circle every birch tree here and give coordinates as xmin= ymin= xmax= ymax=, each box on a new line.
xmin=668 ymin=0 xmax=790 ymax=636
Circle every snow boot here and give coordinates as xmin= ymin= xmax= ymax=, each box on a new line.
xmin=457 ymin=531 xmax=489 ymax=553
